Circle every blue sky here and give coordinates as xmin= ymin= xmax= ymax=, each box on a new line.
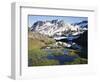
xmin=28 ymin=15 xmax=88 ymax=27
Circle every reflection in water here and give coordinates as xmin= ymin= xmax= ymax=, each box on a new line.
xmin=44 ymin=35 xmax=83 ymax=65
xmin=47 ymin=52 xmax=78 ymax=65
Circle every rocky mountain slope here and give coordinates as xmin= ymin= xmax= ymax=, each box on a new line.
xmin=30 ymin=19 xmax=88 ymax=39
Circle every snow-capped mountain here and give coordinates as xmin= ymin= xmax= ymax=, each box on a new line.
xmin=31 ymin=20 xmax=69 ymax=36
xmin=30 ymin=19 xmax=88 ymax=40
xmin=73 ymin=20 xmax=88 ymax=28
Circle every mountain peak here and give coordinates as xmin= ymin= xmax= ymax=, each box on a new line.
xmin=30 ymin=19 xmax=87 ymax=39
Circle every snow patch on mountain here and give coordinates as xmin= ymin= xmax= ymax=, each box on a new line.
xmin=30 ymin=19 xmax=88 ymax=40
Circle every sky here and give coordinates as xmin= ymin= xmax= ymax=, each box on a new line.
xmin=28 ymin=15 xmax=88 ymax=27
